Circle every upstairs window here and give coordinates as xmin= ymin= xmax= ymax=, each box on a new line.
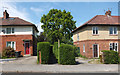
xmin=92 ymin=27 xmax=98 ymax=35
xmin=6 ymin=28 xmax=14 ymax=34
xmin=77 ymin=33 xmax=79 ymax=41
xmin=109 ymin=27 xmax=117 ymax=35
xmin=109 ymin=43 xmax=118 ymax=52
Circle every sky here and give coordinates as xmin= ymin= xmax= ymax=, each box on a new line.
xmin=0 ymin=1 xmax=119 ymax=33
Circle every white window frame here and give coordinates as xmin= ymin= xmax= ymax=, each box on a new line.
xmin=77 ymin=33 xmax=79 ymax=41
xmin=6 ymin=27 xmax=15 ymax=34
xmin=83 ymin=44 xmax=85 ymax=52
xmin=109 ymin=42 xmax=118 ymax=52
xmin=109 ymin=27 xmax=118 ymax=35
xmin=6 ymin=41 xmax=16 ymax=50
xmin=92 ymin=27 xmax=98 ymax=35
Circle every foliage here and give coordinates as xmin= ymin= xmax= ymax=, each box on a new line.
xmin=53 ymin=42 xmax=58 ymax=59
xmin=73 ymin=46 xmax=80 ymax=57
xmin=37 ymin=32 xmax=47 ymax=42
xmin=59 ymin=44 xmax=76 ymax=65
xmin=37 ymin=42 xmax=50 ymax=64
xmin=102 ymin=50 xmax=119 ymax=64
xmin=41 ymin=9 xmax=76 ymax=45
xmin=61 ymin=36 xmax=73 ymax=45
xmin=2 ymin=47 xmax=15 ymax=58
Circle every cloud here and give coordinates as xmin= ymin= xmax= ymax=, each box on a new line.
xmin=0 ymin=2 xmax=31 ymax=23
xmin=36 ymin=22 xmax=43 ymax=33
xmin=30 ymin=7 xmax=43 ymax=12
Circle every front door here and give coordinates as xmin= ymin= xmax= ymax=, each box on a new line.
xmin=93 ymin=44 xmax=99 ymax=57
xmin=25 ymin=43 xmax=30 ymax=55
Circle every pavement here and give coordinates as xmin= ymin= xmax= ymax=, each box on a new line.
xmin=0 ymin=56 xmax=119 ymax=73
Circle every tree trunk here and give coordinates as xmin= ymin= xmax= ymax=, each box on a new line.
xmin=58 ymin=39 xmax=60 ymax=64
xmin=58 ymin=39 xmax=60 ymax=48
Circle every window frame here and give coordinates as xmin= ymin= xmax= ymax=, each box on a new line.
xmin=77 ymin=33 xmax=79 ymax=41
xmin=6 ymin=27 xmax=15 ymax=34
xmin=109 ymin=27 xmax=118 ymax=35
xmin=109 ymin=42 xmax=118 ymax=52
xmin=92 ymin=27 xmax=98 ymax=35
xmin=83 ymin=44 xmax=85 ymax=53
xmin=6 ymin=41 xmax=16 ymax=50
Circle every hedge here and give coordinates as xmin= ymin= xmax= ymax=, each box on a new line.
xmin=37 ymin=42 xmax=50 ymax=64
xmin=53 ymin=42 xmax=58 ymax=59
xmin=59 ymin=44 xmax=76 ymax=65
xmin=102 ymin=50 xmax=119 ymax=64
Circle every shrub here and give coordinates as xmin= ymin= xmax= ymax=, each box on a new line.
xmin=2 ymin=47 xmax=15 ymax=58
xmin=59 ymin=44 xmax=76 ymax=65
xmin=37 ymin=42 xmax=50 ymax=64
xmin=53 ymin=42 xmax=58 ymax=59
xmin=73 ymin=46 xmax=80 ymax=57
xmin=102 ymin=50 xmax=119 ymax=64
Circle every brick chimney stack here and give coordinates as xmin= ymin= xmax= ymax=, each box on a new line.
xmin=3 ymin=10 xmax=9 ymax=19
xmin=105 ymin=10 xmax=111 ymax=16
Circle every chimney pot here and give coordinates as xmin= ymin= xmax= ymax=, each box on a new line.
xmin=3 ymin=10 xmax=9 ymax=19
xmin=105 ymin=9 xmax=111 ymax=16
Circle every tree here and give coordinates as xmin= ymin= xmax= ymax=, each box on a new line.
xmin=37 ymin=32 xmax=46 ymax=42
xmin=41 ymin=9 xmax=76 ymax=47
xmin=41 ymin=9 xmax=76 ymax=63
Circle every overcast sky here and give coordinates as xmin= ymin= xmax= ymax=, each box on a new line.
xmin=0 ymin=1 xmax=119 ymax=33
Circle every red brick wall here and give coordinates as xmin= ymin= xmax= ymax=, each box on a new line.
xmin=0 ymin=35 xmax=34 ymax=56
xmin=74 ymin=39 xmax=119 ymax=58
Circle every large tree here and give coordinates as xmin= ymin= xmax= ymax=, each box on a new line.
xmin=41 ymin=9 xmax=76 ymax=47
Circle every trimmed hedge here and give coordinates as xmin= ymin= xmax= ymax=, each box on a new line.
xmin=102 ymin=50 xmax=119 ymax=64
xmin=53 ymin=42 xmax=58 ymax=59
xmin=37 ymin=42 xmax=50 ymax=64
xmin=59 ymin=44 xmax=76 ymax=65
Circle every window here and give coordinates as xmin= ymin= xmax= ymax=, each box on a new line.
xmin=109 ymin=43 xmax=118 ymax=52
xmin=83 ymin=44 xmax=85 ymax=52
xmin=6 ymin=28 xmax=14 ymax=34
xmin=6 ymin=41 xmax=16 ymax=50
xmin=92 ymin=27 xmax=98 ymax=35
xmin=109 ymin=27 xmax=117 ymax=35
xmin=77 ymin=33 xmax=79 ymax=41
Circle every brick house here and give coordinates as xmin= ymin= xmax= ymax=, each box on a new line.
xmin=0 ymin=10 xmax=39 ymax=56
xmin=72 ymin=10 xmax=120 ymax=58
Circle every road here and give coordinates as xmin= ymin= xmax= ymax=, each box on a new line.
xmin=0 ymin=56 xmax=119 ymax=73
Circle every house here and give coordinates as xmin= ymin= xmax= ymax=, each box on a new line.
xmin=72 ymin=10 xmax=120 ymax=58
xmin=0 ymin=10 xmax=39 ymax=56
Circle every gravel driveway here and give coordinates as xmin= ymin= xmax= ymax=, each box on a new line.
xmin=1 ymin=56 xmax=119 ymax=73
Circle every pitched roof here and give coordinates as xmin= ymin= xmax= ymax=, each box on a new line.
xmin=72 ymin=15 xmax=120 ymax=33
xmin=0 ymin=17 xmax=39 ymax=32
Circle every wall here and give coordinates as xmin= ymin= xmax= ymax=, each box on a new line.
xmin=73 ymin=25 xmax=120 ymax=42
xmin=0 ymin=26 xmax=32 ymax=35
xmin=1 ymin=35 xmax=33 ymax=56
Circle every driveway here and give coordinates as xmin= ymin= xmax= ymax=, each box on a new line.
xmin=1 ymin=56 xmax=119 ymax=73
xmin=2 ymin=56 xmax=37 ymax=65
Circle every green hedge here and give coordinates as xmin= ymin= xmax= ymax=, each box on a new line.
xmin=37 ymin=42 xmax=50 ymax=64
xmin=102 ymin=50 xmax=119 ymax=64
xmin=59 ymin=44 xmax=76 ymax=65
xmin=53 ymin=42 xmax=58 ymax=59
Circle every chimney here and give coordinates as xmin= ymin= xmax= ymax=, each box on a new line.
xmin=105 ymin=10 xmax=111 ymax=16
xmin=3 ymin=10 xmax=9 ymax=19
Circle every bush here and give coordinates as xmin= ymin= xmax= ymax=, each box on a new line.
xmin=102 ymin=50 xmax=119 ymax=64
xmin=2 ymin=47 xmax=15 ymax=58
xmin=73 ymin=46 xmax=80 ymax=57
xmin=59 ymin=44 xmax=76 ymax=65
xmin=53 ymin=42 xmax=58 ymax=59
xmin=37 ymin=42 xmax=50 ymax=64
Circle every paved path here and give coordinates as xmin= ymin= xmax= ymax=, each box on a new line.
xmin=0 ymin=56 xmax=119 ymax=73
